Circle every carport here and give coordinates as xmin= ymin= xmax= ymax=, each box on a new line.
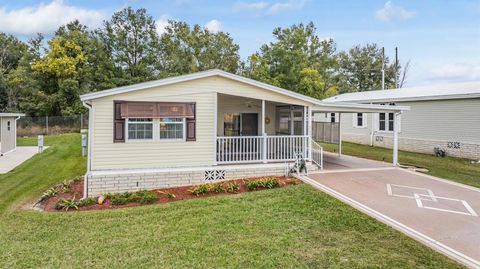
xmin=310 ymin=102 xmax=409 ymax=167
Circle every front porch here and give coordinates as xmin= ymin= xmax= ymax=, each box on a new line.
xmin=215 ymin=93 xmax=323 ymax=167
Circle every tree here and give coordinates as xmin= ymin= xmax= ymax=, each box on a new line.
xmin=97 ymin=7 xmax=159 ymax=84
xmin=336 ymin=44 xmax=401 ymax=93
xmin=243 ymin=22 xmax=338 ymax=98
xmin=0 ymin=33 xmax=28 ymax=111
xmin=157 ymin=21 xmax=240 ymax=77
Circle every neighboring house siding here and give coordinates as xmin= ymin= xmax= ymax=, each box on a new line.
xmin=90 ymin=76 xmax=311 ymax=171
xmin=339 ymin=98 xmax=480 ymax=159
xmin=0 ymin=117 xmax=16 ymax=154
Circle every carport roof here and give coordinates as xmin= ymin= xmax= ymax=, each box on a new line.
xmin=0 ymin=113 xmax=25 ymax=117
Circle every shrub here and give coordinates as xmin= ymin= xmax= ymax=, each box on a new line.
xmin=136 ymin=191 xmax=158 ymax=204
xmin=210 ymin=183 xmax=225 ymax=193
xmin=245 ymin=178 xmax=281 ymax=191
xmin=111 ymin=195 xmax=129 ymax=205
xmin=188 ymin=184 xmax=210 ymax=196
xmin=225 ymin=182 xmax=239 ymax=193
xmin=78 ymin=197 xmax=96 ymax=207
xmin=55 ymin=198 xmax=79 ymax=211
xmin=157 ymin=190 xmax=176 ymax=199
xmin=42 ymin=188 xmax=58 ymax=200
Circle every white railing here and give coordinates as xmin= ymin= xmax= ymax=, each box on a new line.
xmin=311 ymin=139 xmax=324 ymax=170
xmin=266 ymin=135 xmax=308 ymax=161
xmin=216 ymin=135 xmax=309 ymax=164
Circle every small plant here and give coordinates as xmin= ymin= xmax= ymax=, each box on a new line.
xmin=225 ymin=182 xmax=239 ymax=193
xmin=245 ymin=177 xmax=281 ymax=191
xmin=111 ymin=195 xmax=129 ymax=205
xmin=157 ymin=190 xmax=176 ymax=199
xmin=41 ymin=188 xmax=58 ymax=200
xmin=55 ymin=198 xmax=79 ymax=211
xmin=137 ymin=191 xmax=158 ymax=204
xmin=209 ymin=183 xmax=225 ymax=193
xmin=61 ymin=180 xmax=71 ymax=193
xmin=78 ymin=197 xmax=96 ymax=207
xmin=188 ymin=184 xmax=210 ymax=196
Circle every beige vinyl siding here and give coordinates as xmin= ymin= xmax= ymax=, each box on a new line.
xmin=90 ymin=75 xmax=312 ymax=170
xmin=0 ymin=116 xmax=16 ymax=154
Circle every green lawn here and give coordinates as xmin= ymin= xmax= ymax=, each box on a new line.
xmin=0 ymin=134 xmax=463 ymax=268
xmin=321 ymin=141 xmax=480 ymax=189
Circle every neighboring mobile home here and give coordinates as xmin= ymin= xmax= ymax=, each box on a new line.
xmin=0 ymin=113 xmax=24 ymax=155
xmin=80 ymin=70 xmax=407 ymax=197
xmin=323 ymin=82 xmax=480 ymax=160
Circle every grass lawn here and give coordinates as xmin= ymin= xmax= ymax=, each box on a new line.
xmin=321 ymin=141 xmax=480 ymax=189
xmin=0 ymin=134 xmax=463 ymax=268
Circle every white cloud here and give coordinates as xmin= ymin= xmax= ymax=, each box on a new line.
xmin=427 ymin=62 xmax=480 ymax=81
xmin=376 ymin=1 xmax=416 ymax=22
xmin=155 ymin=14 xmax=173 ymax=36
xmin=233 ymin=1 xmax=306 ymax=16
xmin=205 ymin=19 xmax=222 ymax=33
xmin=266 ymin=0 xmax=306 ymax=15
xmin=234 ymin=1 xmax=269 ymax=11
xmin=0 ymin=0 xmax=105 ymax=35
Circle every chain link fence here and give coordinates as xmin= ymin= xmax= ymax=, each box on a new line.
xmin=17 ymin=114 xmax=88 ymax=137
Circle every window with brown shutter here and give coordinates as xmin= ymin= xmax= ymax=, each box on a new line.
xmin=113 ymin=101 xmax=125 ymax=142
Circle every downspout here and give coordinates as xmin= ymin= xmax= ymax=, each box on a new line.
xmin=370 ymin=102 xmax=375 ymax=146
xmin=81 ymin=101 xmax=92 ymax=199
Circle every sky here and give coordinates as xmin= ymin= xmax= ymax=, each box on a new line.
xmin=0 ymin=0 xmax=479 ymax=87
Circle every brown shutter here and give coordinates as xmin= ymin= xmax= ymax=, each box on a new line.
xmin=186 ymin=103 xmax=196 ymax=141
xmin=113 ymin=101 xmax=125 ymax=143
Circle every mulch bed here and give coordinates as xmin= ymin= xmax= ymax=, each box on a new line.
xmin=38 ymin=176 xmax=302 ymax=212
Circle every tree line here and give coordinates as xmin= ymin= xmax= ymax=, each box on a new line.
xmin=0 ymin=7 xmax=407 ymax=116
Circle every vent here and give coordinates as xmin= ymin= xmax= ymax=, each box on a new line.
xmin=204 ymin=170 xmax=226 ymax=181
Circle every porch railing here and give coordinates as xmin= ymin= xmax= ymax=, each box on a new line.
xmin=216 ymin=135 xmax=309 ymax=164
xmin=310 ymin=139 xmax=324 ymax=170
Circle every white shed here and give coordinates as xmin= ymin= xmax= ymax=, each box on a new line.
xmin=0 ymin=113 xmax=24 ymax=155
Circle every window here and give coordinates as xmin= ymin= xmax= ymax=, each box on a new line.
xmin=160 ymin=118 xmax=184 ymax=140
xmin=7 ymin=121 xmax=11 ymax=131
xmin=330 ymin=113 xmax=336 ymax=123
xmin=293 ymin=111 xmax=303 ymax=135
xmin=356 ymin=113 xmax=364 ymax=127
xmin=278 ymin=111 xmax=291 ymax=135
xmin=128 ymin=118 xmax=153 ymax=140
xmin=378 ymin=113 xmax=395 ymax=131
xmin=223 ymin=113 xmax=240 ymax=136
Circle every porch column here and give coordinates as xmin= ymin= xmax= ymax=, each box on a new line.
xmin=262 ymin=100 xmax=267 ymax=163
xmin=338 ymin=113 xmax=342 ymax=157
xmin=393 ymin=112 xmax=400 ymax=166
xmin=308 ymin=106 xmax=313 ymax=161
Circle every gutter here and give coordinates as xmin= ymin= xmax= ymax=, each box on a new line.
xmin=81 ymin=101 xmax=93 ymax=199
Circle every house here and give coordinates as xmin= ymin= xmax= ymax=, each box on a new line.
xmin=323 ymin=82 xmax=480 ymax=160
xmin=80 ymin=69 xmax=407 ymax=197
xmin=0 ymin=113 xmax=24 ymax=155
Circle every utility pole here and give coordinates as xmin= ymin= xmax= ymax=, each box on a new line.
xmin=381 ymin=47 xmax=385 ymax=90
xmin=395 ymin=47 xmax=399 ymax=89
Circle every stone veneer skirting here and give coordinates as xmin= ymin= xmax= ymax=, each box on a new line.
xmin=86 ymin=163 xmax=318 ymax=197
xmin=342 ymin=133 xmax=480 ymax=160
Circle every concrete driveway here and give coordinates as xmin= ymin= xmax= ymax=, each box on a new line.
xmin=303 ymin=165 xmax=480 ymax=268
xmin=0 ymin=147 xmax=40 ymax=174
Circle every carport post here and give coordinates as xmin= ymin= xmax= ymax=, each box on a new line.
xmin=338 ymin=113 xmax=342 ymax=157
xmin=392 ymin=112 xmax=400 ymax=166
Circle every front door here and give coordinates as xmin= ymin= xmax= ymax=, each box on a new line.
xmin=241 ymin=113 xmax=258 ymax=136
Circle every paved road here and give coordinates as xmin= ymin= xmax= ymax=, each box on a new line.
xmin=305 ymin=167 xmax=480 ymax=268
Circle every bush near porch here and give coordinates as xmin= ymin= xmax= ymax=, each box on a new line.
xmin=0 ymin=134 xmax=462 ymax=268
xmin=321 ymin=141 xmax=480 ymax=188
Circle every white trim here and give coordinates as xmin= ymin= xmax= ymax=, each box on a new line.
xmin=298 ymin=174 xmax=480 ymax=269
xmin=80 ymin=69 xmax=408 ymax=113
xmin=213 ymin=92 xmax=218 ymax=165
xmin=0 ymin=113 xmax=25 ymax=117
xmin=353 ymin=112 xmax=367 ymax=128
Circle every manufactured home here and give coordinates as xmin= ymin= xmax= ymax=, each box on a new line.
xmin=323 ymin=82 xmax=480 ymax=160
xmin=0 ymin=113 xmax=24 ymax=155
xmin=80 ymin=70 xmax=407 ymax=197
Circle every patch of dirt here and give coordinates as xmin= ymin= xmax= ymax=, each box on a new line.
xmin=40 ymin=176 xmax=302 ymax=212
